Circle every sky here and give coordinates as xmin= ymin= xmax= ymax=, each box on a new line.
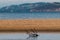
xmin=0 ymin=0 xmax=60 ymax=7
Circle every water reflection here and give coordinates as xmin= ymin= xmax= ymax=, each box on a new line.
xmin=26 ymin=35 xmax=38 ymax=40
xmin=0 ymin=32 xmax=60 ymax=40
xmin=27 ymin=37 xmax=37 ymax=40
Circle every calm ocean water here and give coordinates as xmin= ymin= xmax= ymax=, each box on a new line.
xmin=0 ymin=12 xmax=60 ymax=40
xmin=0 ymin=32 xmax=60 ymax=40
xmin=0 ymin=12 xmax=60 ymax=19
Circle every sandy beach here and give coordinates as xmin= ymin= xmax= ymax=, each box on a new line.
xmin=0 ymin=19 xmax=60 ymax=32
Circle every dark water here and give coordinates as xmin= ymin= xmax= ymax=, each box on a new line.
xmin=0 ymin=32 xmax=60 ymax=40
xmin=0 ymin=13 xmax=60 ymax=19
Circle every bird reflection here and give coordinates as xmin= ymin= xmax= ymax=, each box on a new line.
xmin=27 ymin=36 xmax=38 ymax=40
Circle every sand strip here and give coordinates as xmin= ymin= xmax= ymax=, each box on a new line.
xmin=0 ymin=19 xmax=60 ymax=32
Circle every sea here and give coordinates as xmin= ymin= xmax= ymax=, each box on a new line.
xmin=0 ymin=12 xmax=60 ymax=19
xmin=0 ymin=12 xmax=60 ymax=40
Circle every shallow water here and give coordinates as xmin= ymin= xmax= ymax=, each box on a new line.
xmin=0 ymin=13 xmax=60 ymax=19
xmin=0 ymin=32 xmax=60 ymax=40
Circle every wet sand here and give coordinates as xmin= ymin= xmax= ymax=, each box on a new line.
xmin=0 ymin=19 xmax=60 ymax=32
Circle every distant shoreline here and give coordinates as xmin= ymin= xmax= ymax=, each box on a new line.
xmin=0 ymin=12 xmax=60 ymax=13
xmin=0 ymin=2 xmax=60 ymax=13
